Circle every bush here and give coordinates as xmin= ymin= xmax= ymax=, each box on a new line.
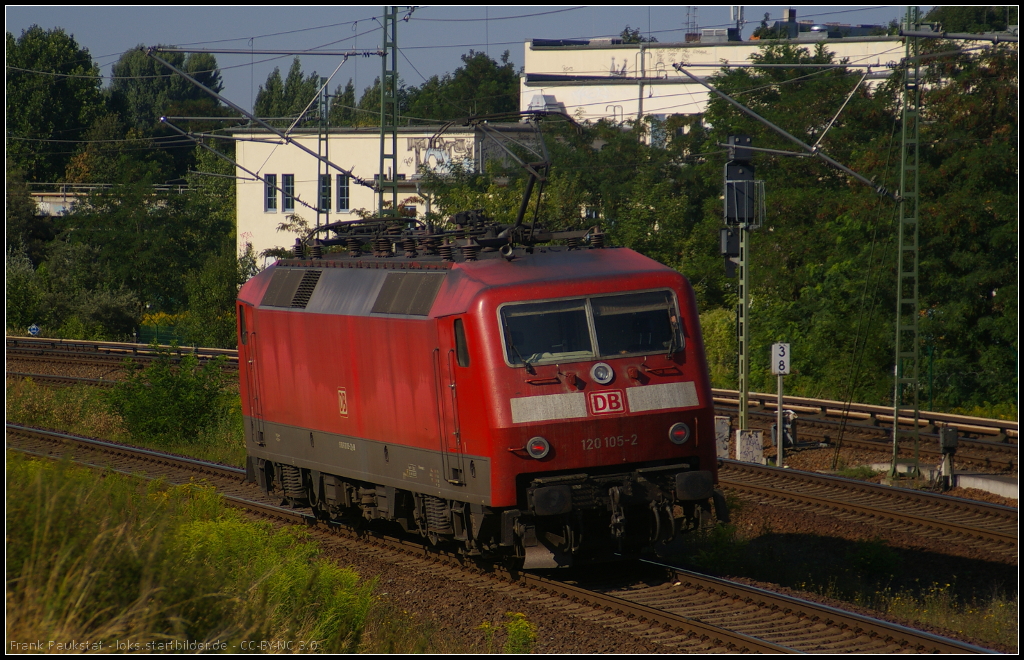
xmin=108 ymin=344 xmax=231 ymax=446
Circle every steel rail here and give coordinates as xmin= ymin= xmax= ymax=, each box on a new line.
xmin=718 ymin=460 xmax=1017 ymax=554
xmin=6 ymin=336 xmax=237 ymax=358
xmin=721 ymin=407 xmax=1017 ymax=471
xmin=6 ymin=372 xmax=118 ymax=388
xmin=5 ymin=423 xmax=244 ymax=480
xmin=712 ymin=388 xmax=1017 ymax=441
xmin=637 ymin=561 xmax=997 ymax=654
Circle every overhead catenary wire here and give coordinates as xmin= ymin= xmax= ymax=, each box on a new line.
xmin=147 ymin=48 xmax=374 ymax=189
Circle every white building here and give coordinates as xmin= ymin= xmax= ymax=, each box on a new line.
xmin=519 ymin=34 xmax=903 ymax=124
xmin=232 ymin=124 xmax=540 ymax=261
xmin=232 ymin=126 xmax=477 ymax=260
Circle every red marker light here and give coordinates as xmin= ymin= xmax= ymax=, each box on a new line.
xmin=668 ymin=422 xmax=690 ymax=445
xmin=526 ymin=436 xmax=550 ymax=459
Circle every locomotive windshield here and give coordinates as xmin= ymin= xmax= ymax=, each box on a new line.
xmin=500 ymin=290 xmax=682 ymax=367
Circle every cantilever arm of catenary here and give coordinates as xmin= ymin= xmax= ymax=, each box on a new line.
xmin=146 ymin=48 xmax=374 ymax=190
xmin=672 ymin=63 xmax=897 ymax=202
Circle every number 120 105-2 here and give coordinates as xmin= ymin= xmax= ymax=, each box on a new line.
xmin=581 ymin=434 xmax=638 ymax=451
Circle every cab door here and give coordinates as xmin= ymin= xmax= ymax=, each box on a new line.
xmin=434 ymin=317 xmax=470 ymax=485
xmin=238 ymin=303 xmax=266 ymax=447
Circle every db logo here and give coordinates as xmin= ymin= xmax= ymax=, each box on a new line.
xmin=337 ymin=387 xmax=349 ymax=417
xmin=589 ymin=390 xmax=626 ymax=415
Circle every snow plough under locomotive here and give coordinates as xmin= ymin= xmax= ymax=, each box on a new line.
xmin=237 ymin=211 xmax=722 ymax=568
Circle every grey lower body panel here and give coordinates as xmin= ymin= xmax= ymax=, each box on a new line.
xmin=245 ymin=417 xmax=492 ymax=505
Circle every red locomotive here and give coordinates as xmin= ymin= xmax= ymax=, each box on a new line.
xmin=237 ymin=220 xmax=721 ymax=567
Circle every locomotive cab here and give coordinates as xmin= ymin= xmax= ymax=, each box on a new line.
xmin=461 ymin=258 xmax=717 ymax=566
xmin=238 ymin=244 xmax=719 ymax=568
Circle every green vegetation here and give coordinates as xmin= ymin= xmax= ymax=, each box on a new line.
xmin=7 ymin=369 xmax=246 ymax=467
xmin=5 ymin=454 xmax=457 ymax=652
xmin=924 ymin=6 xmax=1019 ymax=33
xmin=673 ymin=525 xmax=1017 ymax=649
xmin=835 ymin=465 xmax=882 ymax=481
xmin=109 ymin=345 xmax=234 ymax=447
xmin=478 ymin=612 xmax=538 ymax=654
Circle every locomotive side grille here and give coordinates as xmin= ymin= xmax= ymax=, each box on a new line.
xmin=290 ymin=270 xmax=323 ymax=308
xmin=371 ymin=272 xmax=446 ymax=316
xmin=261 ymin=268 xmax=306 ymax=307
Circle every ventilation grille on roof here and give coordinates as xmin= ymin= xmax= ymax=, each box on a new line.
xmin=371 ymin=272 xmax=445 ymax=316
xmin=291 ymin=270 xmax=322 ymax=308
xmin=261 ymin=268 xmax=322 ymax=308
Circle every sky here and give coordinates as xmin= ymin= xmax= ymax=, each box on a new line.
xmin=6 ymin=6 xmax=919 ymax=113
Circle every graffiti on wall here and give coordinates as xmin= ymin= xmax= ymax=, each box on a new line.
xmin=405 ymin=137 xmax=474 ymax=173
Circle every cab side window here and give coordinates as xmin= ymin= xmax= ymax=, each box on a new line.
xmin=239 ymin=305 xmax=248 ymax=345
xmin=454 ymin=318 xmax=470 ymax=367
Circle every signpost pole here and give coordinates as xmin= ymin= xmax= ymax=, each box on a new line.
xmin=771 ymin=342 xmax=790 ymax=467
xmin=777 ymin=372 xmax=784 ymax=467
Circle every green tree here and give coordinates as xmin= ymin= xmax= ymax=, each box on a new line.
xmin=752 ymin=12 xmax=788 ymax=40
xmin=109 ymin=47 xmax=224 ymax=134
xmin=108 ymin=47 xmax=227 ymax=177
xmin=923 ymin=6 xmax=1018 ymax=33
xmin=913 ymin=43 xmax=1017 ymax=409
xmin=6 ymin=25 xmax=104 ymax=182
xmin=177 ymin=144 xmax=244 ymax=348
xmin=62 ymin=144 xmax=234 ymax=313
xmin=5 ymin=247 xmax=41 ymax=334
xmin=178 ymin=249 xmax=240 ymax=349
xmin=619 ymin=26 xmax=658 ymax=44
xmin=63 ymin=112 xmax=174 ymax=184
xmin=350 ymin=76 xmax=413 ymax=127
xmin=672 ymin=43 xmax=906 ymax=402
xmin=7 ymin=240 xmax=141 ymax=340
xmin=254 ymin=58 xmax=321 ymax=127
xmin=405 ymin=50 xmax=519 ymax=121
xmin=328 ymin=78 xmax=357 ymax=126
xmin=6 ymin=164 xmax=56 ymax=264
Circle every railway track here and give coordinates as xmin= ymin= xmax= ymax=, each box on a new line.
xmin=5 ymin=337 xmax=238 ymax=371
xmin=5 ymin=423 xmax=1002 ymax=653
xmin=718 ymin=460 xmax=1017 ymax=561
xmin=713 ymin=389 xmax=1018 ymax=472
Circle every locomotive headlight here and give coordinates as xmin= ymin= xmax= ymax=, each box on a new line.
xmin=526 ymin=436 xmax=551 ymax=459
xmin=590 ymin=362 xmax=615 ymax=385
xmin=668 ymin=422 xmax=691 ymax=445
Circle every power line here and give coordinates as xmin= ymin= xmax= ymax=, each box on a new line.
xmin=411 ymin=7 xmax=587 ymax=23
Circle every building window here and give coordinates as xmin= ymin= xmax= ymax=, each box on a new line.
xmin=282 ymin=174 xmax=294 ymax=212
xmin=319 ymin=174 xmax=331 ymax=211
xmin=265 ymin=174 xmax=277 ymax=212
xmin=337 ymin=174 xmax=350 ymax=211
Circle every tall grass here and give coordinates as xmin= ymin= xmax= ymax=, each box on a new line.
xmin=6 ymin=454 xmax=379 ymax=651
xmin=6 ymin=374 xmax=246 ymax=467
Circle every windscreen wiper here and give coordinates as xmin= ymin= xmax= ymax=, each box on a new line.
xmin=502 ymin=320 xmax=536 ymax=374
xmin=665 ymin=309 xmax=681 ymax=357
